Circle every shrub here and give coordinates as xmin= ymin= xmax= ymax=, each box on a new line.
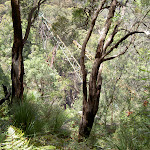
xmin=11 ymin=97 xmax=43 ymax=136
xmin=106 ymin=105 xmax=150 ymax=150
xmin=41 ymin=103 xmax=69 ymax=134
xmin=11 ymin=93 xmax=69 ymax=137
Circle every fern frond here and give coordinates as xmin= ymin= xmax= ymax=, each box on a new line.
xmin=1 ymin=126 xmax=32 ymax=150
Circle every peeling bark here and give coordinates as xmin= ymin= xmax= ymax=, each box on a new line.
xmin=11 ymin=0 xmax=24 ymax=103
xmin=11 ymin=0 xmax=47 ymax=103
xmin=79 ymin=0 xmax=117 ymax=139
xmin=79 ymin=0 xmax=146 ymax=139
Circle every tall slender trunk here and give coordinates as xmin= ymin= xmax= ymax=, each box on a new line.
xmin=11 ymin=0 xmax=24 ymax=103
xmin=11 ymin=0 xmax=47 ymax=103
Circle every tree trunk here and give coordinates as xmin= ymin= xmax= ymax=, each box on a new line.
xmin=79 ymin=99 xmax=99 ymax=137
xmin=79 ymin=0 xmax=146 ymax=139
xmin=79 ymin=0 xmax=117 ymax=138
xmin=79 ymin=63 xmax=103 ymax=138
xmin=11 ymin=0 xmax=24 ymax=103
xmin=11 ymin=0 xmax=47 ymax=103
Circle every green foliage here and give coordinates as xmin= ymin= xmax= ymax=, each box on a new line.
xmin=0 ymin=0 xmax=150 ymax=149
xmin=24 ymin=55 xmax=60 ymax=96
xmin=141 ymin=0 xmax=150 ymax=5
xmin=106 ymin=104 xmax=150 ymax=150
xmin=11 ymin=97 xmax=43 ymax=136
xmin=52 ymin=15 xmax=78 ymax=46
xmin=0 ymin=2 xmax=12 ymax=86
xmin=10 ymin=94 xmax=69 ymax=137
xmin=0 ymin=4 xmax=5 ymax=14
xmin=0 ymin=126 xmax=57 ymax=150
xmin=20 ymin=0 xmax=35 ymax=19
xmin=41 ymin=103 xmax=69 ymax=134
xmin=72 ymin=8 xmax=87 ymax=28
xmin=135 ymin=0 xmax=150 ymax=6
xmin=0 ymin=65 xmax=9 ymax=85
xmin=33 ymin=145 xmax=56 ymax=150
xmin=1 ymin=126 xmax=32 ymax=150
xmin=0 ymin=65 xmax=10 ymax=99
xmin=0 ymin=127 xmax=6 ymax=143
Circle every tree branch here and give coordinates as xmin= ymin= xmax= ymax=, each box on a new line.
xmin=0 ymin=85 xmax=11 ymax=105
xmin=81 ymin=0 xmax=106 ymax=102
xmin=103 ymin=23 xmax=119 ymax=53
xmin=132 ymin=9 xmax=150 ymax=29
xmin=87 ymin=0 xmax=118 ymax=103
xmin=81 ymin=0 xmax=106 ymax=57
xmin=102 ymin=31 xmax=144 ymax=60
xmin=23 ymin=0 xmax=47 ymax=44
xmin=103 ymin=46 xmax=128 ymax=61
xmin=95 ymin=0 xmax=117 ymax=58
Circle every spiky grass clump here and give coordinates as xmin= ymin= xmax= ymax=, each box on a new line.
xmin=11 ymin=98 xmax=43 ymax=136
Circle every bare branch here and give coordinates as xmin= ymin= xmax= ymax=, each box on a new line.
xmin=95 ymin=0 xmax=117 ymax=58
xmin=0 ymin=86 xmax=11 ymax=105
xmin=142 ymin=22 xmax=150 ymax=29
xmin=102 ymin=31 xmax=144 ymax=59
xmin=102 ymin=6 xmax=110 ymax=9
xmin=81 ymin=0 xmax=106 ymax=102
xmin=103 ymin=46 xmax=128 ymax=61
xmin=23 ymin=0 xmax=47 ymax=44
xmin=103 ymin=23 xmax=119 ymax=53
xmin=81 ymin=0 xmax=106 ymax=57
xmin=133 ymin=43 xmax=140 ymax=55
xmin=132 ymin=9 xmax=150 ymax=29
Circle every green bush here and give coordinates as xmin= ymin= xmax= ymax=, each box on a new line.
xmin=11 ymin=94 xmax=69 ymax=137
xmin=0 ymin=126 xmax=56 ymax=150
xmin=11 ymin=97 xmax=43 ymax=136
xmin=106 ymin=105 xmax=150 ymax=150
xmin=41 ymin=103 xmax=69 ymax=134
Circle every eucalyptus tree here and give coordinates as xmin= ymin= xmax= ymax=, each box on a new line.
xmin=79 ymin=0 xmax=149 ymax=138
xmin=11 ymin=0 xmax=47 ymax=103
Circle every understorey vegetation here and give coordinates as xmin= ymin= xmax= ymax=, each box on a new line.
xmin=0 ymin=0 xmax=150 ymax=149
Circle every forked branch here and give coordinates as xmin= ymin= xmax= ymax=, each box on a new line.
xmin=102 ymin=31 xmax=144 ymax=60
xmin=23 ymin=0 xmax=47 ymax=43
xmin=80 ymin=0 xmax=106 ymax=102
xmin=96 ymin=0 xmax=117 ymax=57
xmin=103 ymin=45 xmax=129 ymax=61
xmin=103 ymin=23 xmax=119 ymax=53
